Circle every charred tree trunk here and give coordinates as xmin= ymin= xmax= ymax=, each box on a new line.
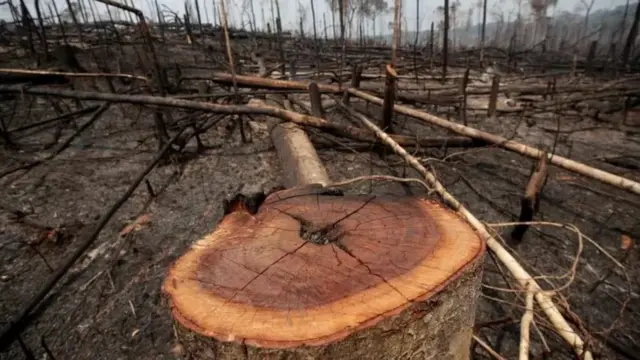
xmin=310 ymin=0 xmax=318 ymax=47
xmin=331 ymin=0 xmax=337 ymax=39
xmin=249 ymin=0 xmax=258 ymax=33
xmin=338 ymin=0 xmax=345 ymax=44
xmin=194 ymin=0 xmax=203 ymax=33
xmin=430 ymin=21 xmax=435 ymax=70
xmin=323 ymin=12 xmax=328 ymax=41
xmin=480 ymin=0 xmax=487 ymax=63
xmin=212 ymin=0 xmax=218 ymax=27
xmin=382 ymin=64 xmax=398 ymax=133
xmin=618 ymin=0 xmax=630 ymax=52
xmin=443 ymin=0 xmax=450 ymax=80
xmin=34 ymin=0 xmax=49 ymax=62
xmin=391 ymin=0 xmax=401 ymax=65
xmin=622 ymin=0 xmax=640 ymax=66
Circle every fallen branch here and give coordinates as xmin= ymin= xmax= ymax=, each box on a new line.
xmin=7 ymin=105 xmax=101 ymax=134
xmin=473 ymin=335 xmax=507 ymax=360
xmin=0 ymin=103 xmax=110 ymax=179
xmin=346 ymin=87 xmax=640 ymax=196
xmin=164 ymin=73 xmax=640 ymax=195
xmin=338 ymin=100 xmax=594 ymax=360
xmin=0 ymin=68 xmax=149 ymax=82
xmin=0 ymin=85 xmax=481 ymax=149
xmin=0 ymin=126 xmax=187 ymax=352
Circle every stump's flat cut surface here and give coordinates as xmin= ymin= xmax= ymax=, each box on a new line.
xmin=163 ymin=187 xmax=484 ymax=358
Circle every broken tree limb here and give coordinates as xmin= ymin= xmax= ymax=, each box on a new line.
xmin=139 ymin=73 xmax=640 ymax=196
xmin=0 ymin=68 xmax=149 ymax=82
xmin=345 ymin=88 xmax=640 ymax=196
xmin=0 ymin=127 xmax=187 ymax=352
xmin=339 ymin=102 xmax=593 ymax=360
xmin=190 ymin=71 xmax=638 ymax=97
xmin=256 ymin=95 xmax=330 ymax=188
xmin=0 ymin=85 xmax=480 ymax=150
xmin=5 ymin=83 xmax=636 ymax=195
xmin=511 ymin=154 xmax=548 ymax=244
xmin=271 ymin=122 xmax=330 ymax=187
xmin=164 ymin=112 xmax=485 ymax=359
xmin=381 ymin=64 xmax=397 ymax=133
xmin=0 ymin=103 xmax=111 ymax=178
xmin=204 ymin=72 xmax=467 ymax=107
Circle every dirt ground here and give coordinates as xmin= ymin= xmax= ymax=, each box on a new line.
xmin=1 ymin=42 xmax=639 ymax=360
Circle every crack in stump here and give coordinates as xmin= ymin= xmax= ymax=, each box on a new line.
xmin=275 ymin=195 xmax=411 ymax=302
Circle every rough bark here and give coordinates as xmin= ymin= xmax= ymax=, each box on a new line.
xmin=271 ymin=122 xmax=330 ymax=188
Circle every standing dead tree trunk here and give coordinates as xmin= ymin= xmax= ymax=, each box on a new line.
xmin=323 ymin=12 xmax=328 ymax=41
xmin=622 ymin=0 xmax=640 ymax=66
xmin=343 ymin=104 xmax=593 ymax=360
xmin=249 ymin=0 xmax=258 ymax=33
xmin=34 ymin=0 xmax=49 ymax=62
xmin=382 ymin=64 xmax=398 ymax=133
xmin=194 ymin=0 xmax=203 ymax=33
xmin=443 ymin=0 xmax=450 ymax=80
xmin=331 ymin=0 xmax=337 ymax=39
xmin=212 ymin=0 xmax=218 ymax=27
xmin=96 ymin=0 xmax=171 ymax=149
xmin=618 ymin=0 xmax=630 ymax=55
xmin=511 ymin=154 xmax=548 ymax=243
xmin=480 ymin=0 xmax=487 ymax=62
xmin=391 ymin=0 xmax=401 ymax=65
xmin=413 ymin=0 xmax=420 ymax=78
xmin=430 ymin=21 xmax=435 ymax=70
xmin=274 ymin=0 xmax=286 ymax=76
xmin=310 ymin=0 xmax=318 ymax=47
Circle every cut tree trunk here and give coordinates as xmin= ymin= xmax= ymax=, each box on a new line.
xmin=162 ymin=104 xmax=486 ymax=359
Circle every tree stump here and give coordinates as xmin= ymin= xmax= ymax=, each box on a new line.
xmin=163 ymin=185 xmax=485 ymax=360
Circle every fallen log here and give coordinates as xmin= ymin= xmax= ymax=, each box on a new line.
xmin=0 ymin=85 xmax=481 ymax=149
xmin=163 ymin=107 xmax=486 ymax=359
xmin=205 ymin=71 xmax=638 ymax=97
xmin=346 ymin=88 xmax=640 ymax=196
xmin=3 ymin=83 xmax=636 ymax=195
xmin=170 ymin=74 xmax=640 ymax=196
xmin=265 ymin=94 xmax=330 ymax=188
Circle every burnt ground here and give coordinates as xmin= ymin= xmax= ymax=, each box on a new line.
xmin=1 ymin=42 xmax=639 ymax=360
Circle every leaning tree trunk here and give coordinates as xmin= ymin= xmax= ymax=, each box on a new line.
xmin=163 ymin=100 xmax=486 ymax=359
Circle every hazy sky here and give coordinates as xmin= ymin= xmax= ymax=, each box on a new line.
xmin=0 ymin=0 xmax=632 ymax=34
